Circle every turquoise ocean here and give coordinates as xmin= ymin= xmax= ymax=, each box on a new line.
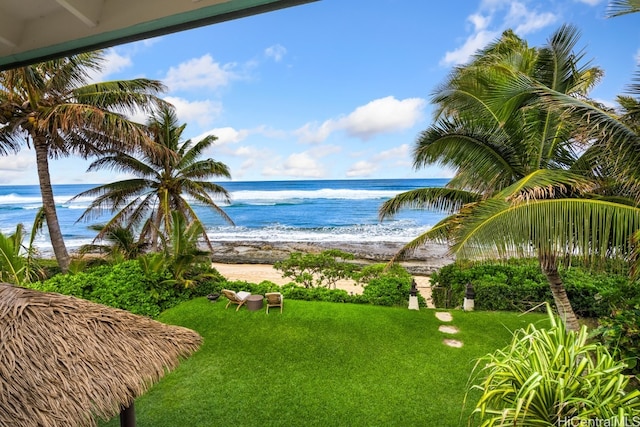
xmin=0 ymin=178 xmax=448 ymax=255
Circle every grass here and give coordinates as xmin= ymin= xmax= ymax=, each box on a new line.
xmin=99 ymin=299 xmax=548 ymax=427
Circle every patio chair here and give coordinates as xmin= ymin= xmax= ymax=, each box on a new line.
xmin=265 ymin=292 xmax=284 ymax=314
xmin=222 ymin=289 xmax=251 ymax=311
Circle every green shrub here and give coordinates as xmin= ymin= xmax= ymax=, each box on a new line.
xmin=273 ymin=249 xmax=358 ymax=288
xmin=28 ymin=260 xmax=227 ymax=317
xmin=431 ymin=259 xmax=636 ymax=316
xmin=468 ymin=306 xmax=640 ymax=425
xmin=592 ymin=307 xmax=640 ymax=377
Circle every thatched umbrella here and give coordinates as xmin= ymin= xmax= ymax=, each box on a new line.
xmin=0 ymin=283 xmax=202 ymax=427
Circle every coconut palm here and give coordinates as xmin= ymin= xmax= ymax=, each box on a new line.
xmin=0 ymin=52 xmax=166 ymax=272
xmin=72 ymin=104 xmax=234 ymax=252
xmin=379 ymin=25 xmax=630 ymax=330
xmin=607 ymin=0 xmax=640 ymax=17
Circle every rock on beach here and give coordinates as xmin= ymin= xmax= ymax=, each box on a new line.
xmin=210 ymin=240 xmax=454 ymax=275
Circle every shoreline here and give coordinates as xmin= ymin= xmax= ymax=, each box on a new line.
xmin=209 ymin=240 xmax=454 ymax=275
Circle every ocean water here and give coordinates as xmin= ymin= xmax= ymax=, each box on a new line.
xmin=0 ymin=178 xmax=448 ymax=254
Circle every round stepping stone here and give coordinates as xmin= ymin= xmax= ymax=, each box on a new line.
xmin=435 ymin=312 xmax=453 ymax=322
xmin=438 ymin=325 xmax=459 ymax=334
xmin=443 ymin=339 xmax=463 ymax=348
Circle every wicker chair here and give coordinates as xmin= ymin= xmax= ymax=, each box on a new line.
xmin=222 ymin=289 xmax=251 ymax=311
xmin=265 ymin=292 xmax=284 ymax=314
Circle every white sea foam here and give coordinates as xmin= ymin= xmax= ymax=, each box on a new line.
xmin=0 ymin=193 xmax=93 ymax=207
xmin=206 ymin=221 xmax=431 ymax=243
xmin=0 ymin=194 xmax=43 ymax=205
xmin=230 ymin=188 xmax=398 ymax=202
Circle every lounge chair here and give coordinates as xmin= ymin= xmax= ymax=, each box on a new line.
xmin=222 ymin=289 xmax=251 ymax=311
xmin=265 ymin=292 xmax=283 ymax=314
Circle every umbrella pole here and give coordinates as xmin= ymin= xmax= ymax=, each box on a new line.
xmin=120 ymin=403 xmax=136 ymax=427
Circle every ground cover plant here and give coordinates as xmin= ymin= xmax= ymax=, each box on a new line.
xmin=98 ymin=298 xmax=548 ymax=427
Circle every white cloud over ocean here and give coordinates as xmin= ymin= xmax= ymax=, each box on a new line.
xmin=294 ymin=96 xmax=426 ymax=143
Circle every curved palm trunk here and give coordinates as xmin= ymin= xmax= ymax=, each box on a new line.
xmin=34 ymin=136 xmax=70 ymax=273
xmin=539 ymin=255 xmax=580 ymax=331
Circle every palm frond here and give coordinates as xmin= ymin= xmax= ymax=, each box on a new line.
xmin=606 ymin=0 xmax=640 ymax=17
xmin=414 ymin=120 xmax=519 ymax=192
xmin=452 ymin=198 xmax=640 ymax=266
xmin=496 ymin=170 xmax=596 ymax=202
xmin=85 ymin=153 xmax=158 ymax=178
xmin=73 ymin=79 xmax=167 ymax=114
xmin=378 ymin=187 xmax=481 ymax=220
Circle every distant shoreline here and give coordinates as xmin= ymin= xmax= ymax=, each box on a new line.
xmin=209 ymin=240 xmax=454 ymax=275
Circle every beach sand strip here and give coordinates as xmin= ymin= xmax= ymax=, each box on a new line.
xmin=212 ymin=262 xmax=433 ymax=307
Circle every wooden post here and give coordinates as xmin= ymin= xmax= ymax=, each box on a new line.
xmin=120 ymin=403 xmax=136 ymax=427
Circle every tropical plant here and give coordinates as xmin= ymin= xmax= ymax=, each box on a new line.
xmin=379 ymin=25 xmax=640 ymax=330
xmin=467 ymin=305 xmax=640 ymax=426
xmin=0 ymin=210 xmax=46 ymax=285
xmin=0 ymin=52 xmax=166 ymax=272
xmin=160 ymin=211 xmax=217 ymax=288
xmin=273 ymin=249 xmax=358 ymax=288
xmin=78 ymin=223 xmax=148 ymax=263
xmin=72 ymin=104 xmax=233 ymax=252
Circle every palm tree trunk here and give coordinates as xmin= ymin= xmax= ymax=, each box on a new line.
xmin=539 ymin=256 xmax=580 ymax=331
xmin=34 ymin=135 xmax=70 ymax=273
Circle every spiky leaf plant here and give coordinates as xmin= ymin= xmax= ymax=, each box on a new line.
xmin=467 ymin=305 xmax=640 ymax=426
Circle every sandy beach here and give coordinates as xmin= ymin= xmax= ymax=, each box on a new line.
xmin=211 ymin=262 xmax=433 ymax=306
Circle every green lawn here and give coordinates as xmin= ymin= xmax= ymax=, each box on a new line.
xmin=99 ymin=299 xmax=548 ymax=427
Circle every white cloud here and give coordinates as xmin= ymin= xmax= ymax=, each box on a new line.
xmin=265 ymin=44 xmax=287 ymax=62
xmin=204 ymin=127 xmax=252 ymax=145
xmin=191 ymin=126 xmax=279 ymax=148
xmin=441 ymin=1 xmax=559 ymax=66
xmin=506 ymin=3 xmax=557 ymax=35
xmin=468 ymin=13 xmax=491 ymax=32
xmin=87 ymin=48 xmax=133 ymax=83
xmin=164 ymin=54 xmax=238 ymax=91
xmin=0 ymin=152 xmax=34 ymax=183
xmin=372 ymin=144 xmax=410 ymax=161
xmin=344 ymin=144 xmax=411 ymax=178
xmin=164 ymin=96 xmax=223 ymax=128
xmin=223 ymin=145 xmax=272 ymax=178
xmin=263 ymin=152 xmax=326 ymax=178
xmin=346 ymin=160 xmax=378 ymax=178
xmin=341 ymin=97 xmax=426 ymax=139
xmin=294 ymin=120 xmax=337 ymax=144
xmin=309 ymin=145 xmax=342 ymax=157
xmin=441 ymin=30 xmax=499 ymax=66
xmin=295 ymin=96 xmax=426 ymax=143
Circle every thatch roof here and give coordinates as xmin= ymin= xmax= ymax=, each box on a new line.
xmin=0 ymin=283 xmax=202 ymax=427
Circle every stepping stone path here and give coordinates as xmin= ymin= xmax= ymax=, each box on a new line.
xmin=435 ymin=312 xmax=452 ymax=322
xmin=434 ymin=311 xmax=463 ymax=348
xmin=438 ymin=325 xmax=459 ymax=334
xmin=443 ymin=338 xmax=464 ymax=348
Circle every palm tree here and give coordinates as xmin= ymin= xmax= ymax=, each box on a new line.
xmin=379 ymin=25 xmax=626 ymax=330
xmin=72 ymin=104 xmax=234 ymax=252
xmin=78 ymin=223 xmax=149 ymax=263
xmin=607 ymin=0 xmax=640 ymax=17
xmin=0 ymin=52 xmax=166 ymax=272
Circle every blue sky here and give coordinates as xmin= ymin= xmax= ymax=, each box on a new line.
xmin=2 ymin=0 xmax=639 ymax=185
